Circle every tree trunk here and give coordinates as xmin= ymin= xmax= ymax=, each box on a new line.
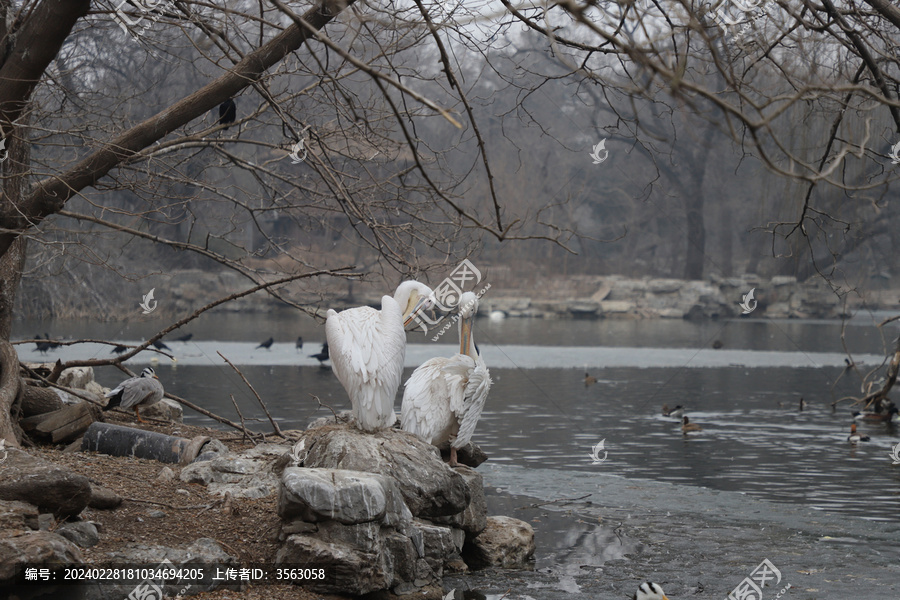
xmin=0 ymin=116 xmax=31 ymax=446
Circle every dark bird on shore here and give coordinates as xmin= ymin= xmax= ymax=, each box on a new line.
xmin=848 ymin=422 xmax=870 ymax=444
xmin=295 ymin=336 xmax=303 ymax=351
xmin=257 ymin=337 xmax=274 ymax=350
xmin=151 ymin=339 xmax=171 ymax=351
xmin=45 ymin=333 xmax=61 ymax=350
xmin=34 ymin=334 xmax=51 ymax=355
xmin=584 ymin=372 xmax=597 ymax=386
xmin=104 ymin=367 xmax=165 ymax=424
xmin=309 ymin=342 xmax=329 ymax=366
xmin=799 ymin=397 xmax=807 ymax=411
xmin=682 ymin=416 xmax=702 ymax=434
xmin=175 ymin=333 xmax=193 ymax=342
xmin=218 ymin=99 xmax=236 ymax=129
xmin=712 ymin=339 xmax=723 ymax=349
xmin=111 ymin=345 xmax=128 ymax=354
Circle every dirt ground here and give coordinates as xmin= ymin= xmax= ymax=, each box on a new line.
xmin=26 ymin=411 xmax=348 ymax=600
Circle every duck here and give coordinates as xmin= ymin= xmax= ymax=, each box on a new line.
xmin=103 ymin=367 xmax=165 ymax=424
xmin=633 ymin=581 xmax=669 ymax=600
xmin=662 ymin=404 xmax=684 ymax=419
xmin=682 ymin=416 xmax=702 ymax=434
xmin=848 ymin=423 xmax=870 ymax=444
xmin=799 ymin=397 xmax=807 ymax=411
xmin=852 ymin=403 xmax=899 ymax=423
xmin=584 ymin=372 xmax=597 ymax=386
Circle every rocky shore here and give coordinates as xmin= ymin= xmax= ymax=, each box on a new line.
xmin=0 ymin=368 xmax=534 ymax=599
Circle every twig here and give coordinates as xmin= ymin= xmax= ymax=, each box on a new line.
xmin=218 ymin=352 xmax=283 ymax=438
xmin=18 ymin=364 xmax=104 ymax=407
xmin=311 ymin=394 xmax=341 ymax=421
xmin=122 ymin=497 xmax=209 ymax=510
xmin=163 ymin=391 xmax=248 ymax=433
xmin=228 ymin=393 xmax=261 ymax=444
xmin=516 ymin=494 xmax=592 ymax=509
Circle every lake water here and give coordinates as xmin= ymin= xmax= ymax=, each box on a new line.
xmin=14 ymin=311 xmax=900 ymax=526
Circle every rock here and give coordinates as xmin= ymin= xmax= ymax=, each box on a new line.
xmin=157 ymin=466 xmax=176 ymax=482
xmin=277 ymin=533 xmax=387 ymax=595
xmin=139 ymin=398 xmax=183 ymax=422
xmin=209 ymin=472 xmax=279 ymax=499
xmin=0 ymin=530 xmax=83 ymax=582
xmin=430 ymin=466 xmax=487 ymax=536
xmin=600 ymin=300 xmax=635 ymax=314
xmin=57 ymin=367 xmax=95 ymax=390
xmin=299 ymin=423 xmax=470 ymax=518
xmin=0 ymin=448 xmax=91 ymax=517
xmin=88 ymin=484 xmax=122 ymax=510
xmin=568 ymin=301 xmax=599 ymax=315
xmin=147 ymin=510 xmax=167 ymax=518
xmin=57 ymin=521 xmax=100 ymax=548
xmin=0 ymin=500 xmax=39 ymax=532
xmin=771 ymin=276 xmax=798 ymax=286
xmin=83 ymin=538 xmax=237 ymax=600
xmin=462 ymin=516 xmax=535 ymax=569
xmin=279 ymin=468 xmax=409 ymax=526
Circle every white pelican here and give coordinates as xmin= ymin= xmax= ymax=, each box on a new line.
xmin=401 ymin=291 xmax=491 ymax=466
xmin=326 ymin=281 xmax=434 ymax=432
xmin=103 ymin=367 xmax=165 ymax=423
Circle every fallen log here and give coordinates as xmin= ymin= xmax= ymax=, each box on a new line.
xmin=20 ymin=385 xmax=64 ymax=417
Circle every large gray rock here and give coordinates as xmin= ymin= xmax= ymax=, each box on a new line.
xmin=0 ymin=448 xmax=91 ymax=517
xmin=430 ymin=465 xmax=487 ymax=536
xmin=298 ymin=423 xmax=470 ymax=518
xmin=140 ymin=398 xmax=183 ymax=422
xmin=88 ymin=484 xmax=122 ymax=510
xmin=277 ymin=534 xmax=387 ymax=595
xmin=0 ymin=530 xmax=84 ymax=582
xmin=279 ymin=468 xmax=408 ymax=526
xmin=463 ymin=516 xmax=535 ymax=569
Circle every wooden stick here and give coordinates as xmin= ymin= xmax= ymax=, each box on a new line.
xmin=218 ymin=352 xmax=283 ymax=438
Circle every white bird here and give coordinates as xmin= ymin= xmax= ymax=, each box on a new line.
xmin=103 ymin=367 xmax=165 ymax=423
xmin=633 ymin=582 xmax=669 ymax=600
xmin=401 ymin=291 xmax=491 ymax=466
xmin=326 ymin=281 xmax=434 ymax=432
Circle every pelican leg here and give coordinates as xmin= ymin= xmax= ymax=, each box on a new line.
xmin=449 ymin=446 xmax=459 ymax=467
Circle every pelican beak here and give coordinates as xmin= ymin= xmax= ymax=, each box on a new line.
xmin=403 ymin=294 xmax=432 ymax=333
xmin=459 ymin=312 xmax=475 ymax=357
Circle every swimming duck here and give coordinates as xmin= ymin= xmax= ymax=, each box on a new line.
xmin=848 ymin=423 xmax=870 ymax=444
xmin=852 ymin=404 xmax=899 ymax=423
xmin=682 ymin=416 xmax=702 ymax=434
xmin=662 ymin=404 xmax=684 ymax=419
xmin=799 ymin=397 xmax=807 ymax=411
xmin=584 ymin=372 xmax=597 ymax=386
xmin=633 ymin=582 xmax=669 ymax=600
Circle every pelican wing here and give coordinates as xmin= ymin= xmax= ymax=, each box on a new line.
xmin=439 ymin=354 xmax=491 ymax=449
xmin=401 ymin=357 xmax=454 ymax=444
xmin=326 ymin=295 xmax=406 ymax=431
